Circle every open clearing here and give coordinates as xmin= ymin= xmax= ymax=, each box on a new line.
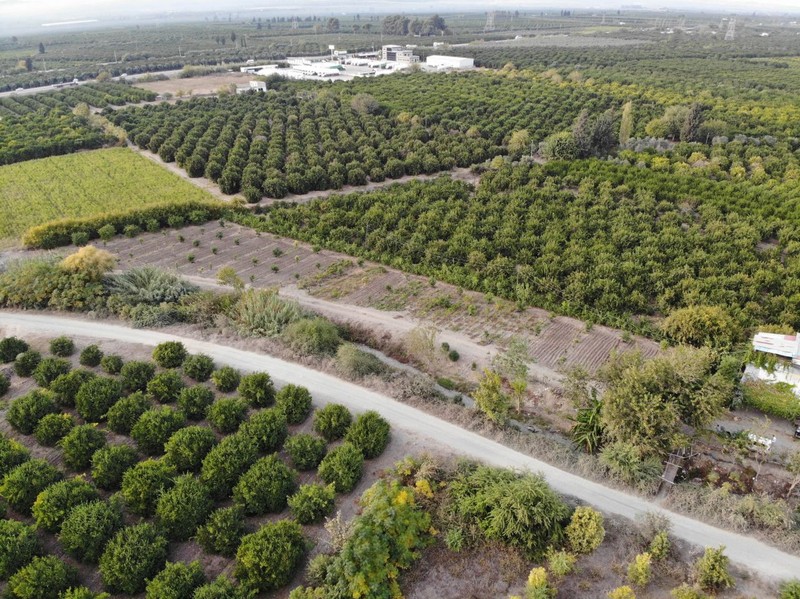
xmin=0 ymin=147 xmax=214 ymax=245
xmin=1 ymin=312 xmax=797 ymax=587
xmin=135 ymin=72 xmax=251 ymax=97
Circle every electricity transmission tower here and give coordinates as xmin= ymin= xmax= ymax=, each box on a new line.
xmin=484 ymin=12 xmax=496 ymax=32
xmin=725 ymin=17 xmax=736 ymax=41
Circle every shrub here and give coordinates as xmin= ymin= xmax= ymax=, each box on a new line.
xmin=566 ymin=506 xmax=605 ymax=554
xmin=231 ymin=289 xmax=304 ymax=337
xmin=608 ymin=586 xmax=636 ymax=599
xmin=660 ymin=305 xmax=740 ymax=350
xmin=0 ymin=337 xmax=28 ymax=363
xmin=276 ymin=385 xmax=313 ymax=424
xmin=97 ymin=224 xmax=116 ymax=241
xmin=49 ymin=369 xmax=95 ymax=407
xmin=234 ymin=520 xmax=306 ymax=593
xmin=741 ymin=381 xmax=800 ymax=422
xmin=6 ymin=555 xmax=76 ymax=599
xmin=31 ymin=477 xmax=99 ymax=532
xmin=100 ymin=354 xmax=123 ymax=374
xmin=313 ymin=403 xmax=352 ymax=442
xmin=194 ymin=575 xmax=238 ymax=599
xmin=147 ymin=369 xmax=185 ymax=403
xmin=283 ymin=318 xmax=341 ymax=355
xmin=0 ymin=436 xmax=29 ymax=479
xmin=780 ymin=581 xmax=800 ymax=599
xmin=0 ymin=520 xmax=39 ymax=579
xmin=59 ymin=499 xmax=123 ymax=563
xmin=121 ymin=458 xmax=176 ymax=516
xmin=208 ymin=398 xmax=248 ymax=434
xmin=99 ymin=523 xmax=169 ymax=594
xmin=60 ymin=425 xmax=107 ymax=471
xmin=671 ymin=584 xmax=709 ymax=599
xmin=91 ymin=445 xmax=139 ymax=490
xmin=156 ymin=474 xmax=214 ymax=541
xmin=131 ymin=407 xmax=186 ymax=455
xmin=0 ymin=374 xmax=8 ymax=398
xmin=50 ymin=336 xmax=75 ymax=357
xmin=694 ymin=546 xmax=734 ymax=592
xmin=75 ymin=377 xmax=122 ymax=422
xmin=546 ymin=549 xmax=577 ymax=578
xmin=120 ymin=360 xmax=156 ymax=392
xmin=212 ymin=366 xmax=241 ymax=392
xmin=238 ymin=372 xmax=276 ymax=407
xmin=196 ymin=506 xmax=247 ymax=557
xmin=200 ymin=433 xmax=259 ymax=499
xmin=8 ymin=390 xmax=58 ymax=434
xmin=234 ymin=455 xmax=297 ymax=515
xmin=449 ymin=466 xmax=569 ymax=559
xmin=627 ymin=552 xmax=652 ymax=587
xmin=320 ymin=479 xmax=431 ymax=598
xmin=33 ymin=413 xmax=74 ymax=446
xmin=106 ymin=392 xmax=151 ymax=434
xmin=284 ymin=434 xmax=327 ymax=471
xmin=240 ymin=408 xmax=288 ymax=453
xmin=164 ymin=426 xmax=217 ymax=472
xmin=345 ymin=410 xmax=390 ymax=459
xmin=650 ymin=531 xmax=671 ymax=560
xmin=288 ymin=483 xmax=336 ymax=524
xmin=335 ymin=344 xmax=386 ymax=377
xmin=0 ymin=459 xmax=62 ymax=514
xmin=109 ymin=266 xmax=198 ymax=306
xmin=146 ymin=561 xmax=206 ymax=599
xmin=153 ymin=341 xmax=188 ymax=368
xmin=177 ymin=385 xmax=214 ymax=420
xmin=61 ymin=587 xmax=110 ymax=599
xmin=32 ymin=357 xmax=71 ymax=388
xmin=14 ymin=350 xmax=41 ymax=377
xmin=183 ymin=354 xmax=215 ymax=382
xmin=317 ymin=442 xmax=363 ymax=493
xmin=79 ymin=344 xmax=103 ymax=367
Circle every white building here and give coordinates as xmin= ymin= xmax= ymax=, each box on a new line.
xmin=752 ymin=331 xmax=800 ymax=366
xmin=236 ymin=80 xmax=268 ymax=94
xmin=426 ymin=55 xmax=475 ymax=70
xmin=381 ymin=45 xmax=419 ymax=63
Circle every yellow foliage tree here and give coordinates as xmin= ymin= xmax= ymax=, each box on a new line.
xmin=60 ymin=246 xmax=116 ymax=281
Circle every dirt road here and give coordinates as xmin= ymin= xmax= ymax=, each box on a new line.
xmin=2 ymin=311 xmax=798 ymax=582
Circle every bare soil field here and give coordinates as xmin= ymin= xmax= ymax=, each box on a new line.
xmin=134 ymin=72 xmax=251 ymax=97
xmin=103 ymin=222 xmax=659 ymax=386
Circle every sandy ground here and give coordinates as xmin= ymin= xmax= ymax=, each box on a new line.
xmin=134 ymin=72 xmax=251 ymax=97
xmin=1 ymin=311 xmax=798 ymax=585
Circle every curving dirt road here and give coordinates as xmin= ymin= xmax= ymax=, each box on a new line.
xmin=1 ymin=311 xmax=798 ymax=582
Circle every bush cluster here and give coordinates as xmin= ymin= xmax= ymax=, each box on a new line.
xmin=177 ymin=385 xmax=215 ymax=420
xmin=313 ymin=403 xmax=352 ymax=442
xmin=207 ymin=398 xmax=248 ymax=434
xmin=60 ymin=424 xmax=106 ymax=471
xmin=284 ymin=434 xmax=327 ymax=471
xmin=152 ymin=341 xmax=187 ymax=368
xmin=276 ymin=384 xmax=313 ymax=424
xmin=164 ymin=425 xmax=217 ymax=473
xmin=238 ymin=372 xmax=275 ymax=407
xmin=91 ymin=445 xmax=139 ymax=490
xmin=106 ymin=392 xmax=151 ymax=434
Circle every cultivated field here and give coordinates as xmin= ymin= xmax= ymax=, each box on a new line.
xmin=0 ymin=147 xmax=214 ymax=245
xmin=103 ymin=223 xmax=660 ymax=379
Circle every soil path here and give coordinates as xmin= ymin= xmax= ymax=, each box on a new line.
xmin=2 ymin=311 xmax=798 ymax=582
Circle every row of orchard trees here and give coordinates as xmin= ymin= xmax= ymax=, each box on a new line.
xmin=109 ymin=90 xmax=494 ymax=200
xmin=252 ymin=159 xmax=800 ymax=334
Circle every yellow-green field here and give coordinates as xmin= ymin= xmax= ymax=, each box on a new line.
xmin=0 ymin=147 xmax=213 ymax=245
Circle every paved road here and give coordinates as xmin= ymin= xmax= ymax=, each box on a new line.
xmin=2 ymin=311 xmax=799 ymax=582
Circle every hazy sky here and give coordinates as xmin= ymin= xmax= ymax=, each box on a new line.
xmin=1 ymin=0 xmax=799 ymax=34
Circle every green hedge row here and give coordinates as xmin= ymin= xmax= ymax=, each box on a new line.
xmin=22 ymin=201 xmax=236 ymax=249
xmin=742 ymin=380 xmax=800 ymax=422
